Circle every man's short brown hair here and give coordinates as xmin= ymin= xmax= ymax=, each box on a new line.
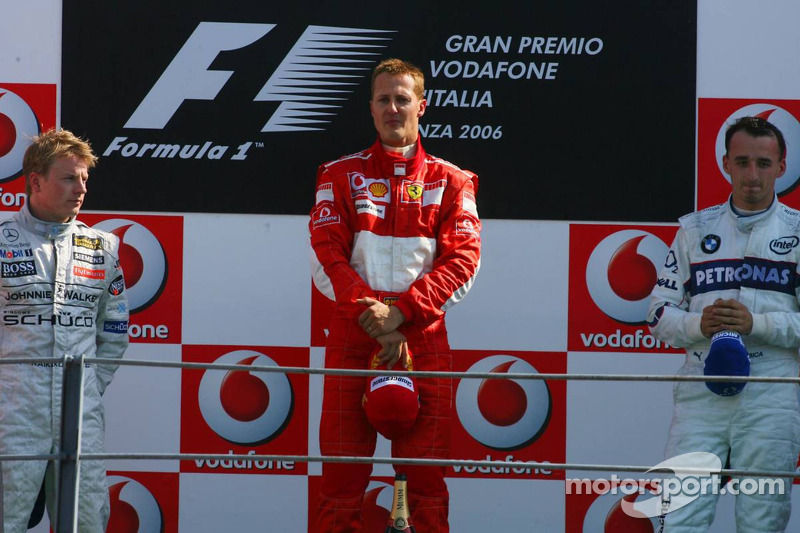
xmin=371 ymin=58 xmax=425 ymax=100
xmin=23 ymin=129 xmax=97 ymax=195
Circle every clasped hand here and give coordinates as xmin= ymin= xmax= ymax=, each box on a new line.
xmin=356 ymin=297 xmax=408 ymax=369
xmin=701 ymin=298 xmax=753 ymax=337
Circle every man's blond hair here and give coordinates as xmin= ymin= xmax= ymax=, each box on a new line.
xmin=371 ymin=58 xmax=425 ymax=99
xmin=23 ymin=129 xmax=97 ymax=196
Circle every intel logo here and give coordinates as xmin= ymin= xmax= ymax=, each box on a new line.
xmin=769 ymin=236 xmax=799 ymax=255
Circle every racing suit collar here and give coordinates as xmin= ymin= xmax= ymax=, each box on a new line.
xmin=727 ymin=194 xmax=777 ymax=232
xmin=372 ymin=136 xmax=426 ymax=178
xmin=18 ymin=203 xmax=76 ymax=240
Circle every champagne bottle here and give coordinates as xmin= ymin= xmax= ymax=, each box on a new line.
xmin=385 ymin=473 xmax=416 ymax=532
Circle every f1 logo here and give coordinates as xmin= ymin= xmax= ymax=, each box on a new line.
xmin=125 ymin=22 xmax=393 ymax=132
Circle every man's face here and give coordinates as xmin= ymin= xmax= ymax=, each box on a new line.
xmin=29 ymin=155 xmax=89 ymax=222
xmin=723 ymin=131 xmax=786 ymax=211
xmin=370 ymin=73 xmax=426 ymax=147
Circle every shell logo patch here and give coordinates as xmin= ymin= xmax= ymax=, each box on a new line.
xmin=369 ymin=182 xmax=388 ymax=198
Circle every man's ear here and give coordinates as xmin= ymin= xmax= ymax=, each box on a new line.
xmin=29 ymin=172 xmax=42 ymax=193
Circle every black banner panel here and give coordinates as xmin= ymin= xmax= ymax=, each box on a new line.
xmin=62 ymin=1 xmax=696 ymax=221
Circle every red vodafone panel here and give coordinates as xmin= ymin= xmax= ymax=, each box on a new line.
xmin=565 ymin=483 xmax=660 ymax=533
xmin=568 ymin=224 xmax=681 ymax=353
xmin=449 ymin=350 xmax=566 ymax=481
xmin=307 ymin=476 xmax=395 ymax=532
xmin=0 ymin=83 xmax=56 ymax=211
xmin=106 ymin=471 xmax=180 ymax=533
xmin=180 ymin=345 xmax=309 ymax=476
xmin=697 ymin=98 xmax=800 ymax=210
xmin=79 ymin=213 xmax=183 ymax=344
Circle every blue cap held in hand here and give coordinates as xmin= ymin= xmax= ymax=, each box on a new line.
xmin=704 ymin=331 xmax=750 ymax=396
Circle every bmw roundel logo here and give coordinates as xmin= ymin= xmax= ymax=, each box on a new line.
xmin=198 ymin=350 xmax=294 ymax=445
xmin=91 ymin=219 xmax=167 ymax=313
xmin=715 ymin=103 xmax=800 ymax=195
xmin=586 ymin=230 xmax=670 ymax=324
xmin=700 ymin=234 xmax=721 ymax=254
xmin=455 ymin=355 xmax=551 ymax=450
xmin=106 ymin=476 xmax=163 ymax=533
xmin=0 ymin=88 xmax=41 ymax=183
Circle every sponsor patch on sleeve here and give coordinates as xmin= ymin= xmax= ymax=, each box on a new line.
xmin=312 ymin=205 xmax=341 ymax=228
xmin=103 ymin=320 xmax=129 ymax=334
xmin=316 ymin=183 xmax=334 ymax=205
xmin=108 ymin=275 xmax=125 ymax=296
xmin=456 ymin=215 xmax=480 ymax=237
xmin=463 ymin=191 xmax=478 ymax=217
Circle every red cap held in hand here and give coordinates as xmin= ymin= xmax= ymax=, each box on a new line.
xmin=362 ymin=348 xmax=419 ymax=440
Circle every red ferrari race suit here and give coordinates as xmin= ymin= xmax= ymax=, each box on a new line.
xmin=310 ymin=138 xmax=481 ymax=532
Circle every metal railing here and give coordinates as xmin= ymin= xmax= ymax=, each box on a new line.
xmin=1 ymin=355 xmax=799 ymax=532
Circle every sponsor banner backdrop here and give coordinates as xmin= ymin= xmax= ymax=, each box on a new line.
xmin=107 ymin=472 xmax=180 ymax=533
xmin=78 ymin=213 xmax=184 ymax=344
xmin=565 ymin=485 xmax=660 ymax=533
xmin=180 ymin=345 xmax=309 ymax=476
xmin=696 ymin=98 xmax=800 ymax=211
xmin=62 ymin=0 xmax=696 ymax=221
xmin=450 ymin=350 xmax=567 ymax=480
xmin=307 ymin=476 xmax=395 ymax=531
xmin=568 ymin=223 xmax=681 ymax=353
xmin=0 ymin=83 xmax=57 ymax=210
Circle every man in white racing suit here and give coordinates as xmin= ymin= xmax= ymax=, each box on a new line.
xmin=648 ymin=117 xmax=800 ymax=532
xmin=0 ymin=130 xmax=129 ymax=532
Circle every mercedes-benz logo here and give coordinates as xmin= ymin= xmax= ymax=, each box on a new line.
xmin=2 ymin=228 xmax=19 ymax=242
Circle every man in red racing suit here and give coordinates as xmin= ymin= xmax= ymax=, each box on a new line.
xmin=310 ymin=58 xmax=481 ymax=532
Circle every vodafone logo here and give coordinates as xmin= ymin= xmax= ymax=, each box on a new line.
xmin=198 ymin=350 xmax=293 ymax=445
xmin=349 ymin=172 xmax=367 ymax=191
xmin=0 ymin=88 xmax=40 ymax=183
xmin=91 ymin=219 xmax=167 ymax=313
xmin=586 ymin=230 xmax=669 ymax=324
xmin=582 ymin=490 xmax=658 ymax=532
xmin=361 ymin=480 xmax=393 ymax=530
xmin=715 ymin=104 xmax=800 ymax=195
xmin=455 ymin=355 xmax=551 ymax=450
xmin=106 ymin=476 xmax=163 ymax=533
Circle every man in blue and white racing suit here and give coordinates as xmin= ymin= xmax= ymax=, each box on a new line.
xmin=648 ymin=117 xmax=800 ymax=532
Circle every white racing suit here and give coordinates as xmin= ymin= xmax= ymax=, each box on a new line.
xmin=648 ymin=197 xmax=800 ymax=532
xmin=0 ymin=205 xmax=129 ymax=532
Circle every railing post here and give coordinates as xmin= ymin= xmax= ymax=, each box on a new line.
xmin=54 ymin=354 xmax=85 ymax=533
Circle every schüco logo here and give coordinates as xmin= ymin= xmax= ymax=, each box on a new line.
xmin=714 ymin=103 xmax=800 ymax=195
xmin=106 ymin=476 xmax=164 ymax=533
xmin=198 ymin=350 xmax=293 ymax=445
xmin=0 ymin=87 xmax=41 ymax=184
xmin=586 ymin=230 xmax=669 ymax=325
xmin=102 ymin=22 xmax=393 ymax=162
xmin=455 ymin=355 xmax=551 ymax=450
xmin=91 ymin=219 xmax=167 ymax=315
